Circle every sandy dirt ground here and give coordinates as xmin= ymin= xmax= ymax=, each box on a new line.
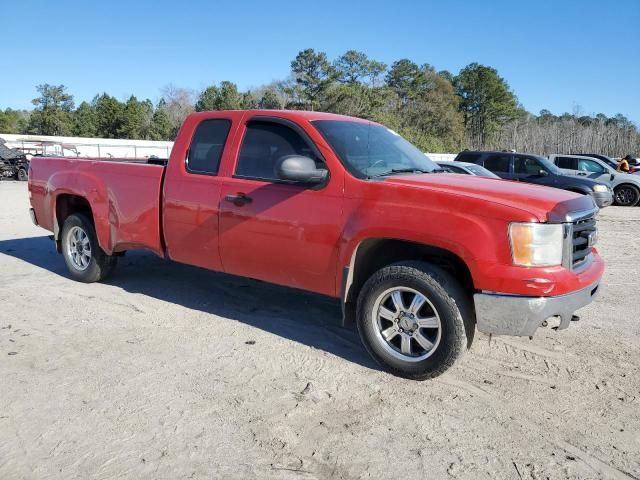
xmin=0 ymin=180 xmax=639 ymax=480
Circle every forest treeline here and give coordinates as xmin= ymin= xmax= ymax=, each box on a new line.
xmin=1 ymin=48 xmax=638 ymax=156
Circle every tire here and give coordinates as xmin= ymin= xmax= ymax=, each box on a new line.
xmin=356 ymin=261 xmax=471 ymax=380
xmin=16 ymin=168 xmax=27 ymax=181
xmin=60 ymin=213 xmax=117 ymax=282
xmin=613 ymin=184 xmax=640 ymax=206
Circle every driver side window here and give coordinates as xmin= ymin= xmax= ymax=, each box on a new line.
xmin=514 ymin=156 xmax=543 ymax=175
xmin=578 ymin=159 xmax=605 ymax=173
xmin=236 ymin=121 xmax=322 ymax=181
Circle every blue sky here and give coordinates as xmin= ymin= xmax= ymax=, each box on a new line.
xmin=2 ymin=0 xmax=639 ymax=122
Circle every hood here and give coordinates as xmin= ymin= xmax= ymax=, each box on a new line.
xmin=559 ymin=168 xmax=583 ymax=176
xmin=383 ymin=173 xmax=596 ymax=222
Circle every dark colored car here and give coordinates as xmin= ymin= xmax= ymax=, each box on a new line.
xmin=454 ymin=151 xmax=613 ymax=208
xmin=0 ymin=139 xmax=29 ymax=181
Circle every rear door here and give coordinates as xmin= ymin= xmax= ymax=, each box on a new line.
xmin=162 ymin=113 xmax=242 ymax=271
xmin=454 ymin=152 xmax=482 ymax=163
xmin=480 ymin=153 xmax=512 ymax=179
xmin=218 ymin=116 xmax=344 ymax=296
xmin=554 ymin=155 xmax=579 ymax=171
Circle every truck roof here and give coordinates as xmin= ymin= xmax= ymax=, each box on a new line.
xmin=187 ymin=109 xmax=373 ymax=124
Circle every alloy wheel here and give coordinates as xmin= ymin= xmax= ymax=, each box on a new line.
xmin=66 ymin=226 xmax=92 ymax=271
xmin=371 ymin=287 xmax=442 ymax=362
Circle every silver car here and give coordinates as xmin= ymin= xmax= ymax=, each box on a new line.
xmin=549 ymin=154 xmax=640 ymax=206
xmin=436 ymin=161 xmax=500 ymax=178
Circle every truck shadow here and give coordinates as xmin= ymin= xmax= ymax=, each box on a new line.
xmin=0 ymin=236 xmax=377 ymax=370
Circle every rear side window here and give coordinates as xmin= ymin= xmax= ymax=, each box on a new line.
xmin=556 ymin=156 xmax=578 ymax=169
xmin=236 ymin=121 xmax=321 ymax=181
xmin=455 ymin=152 xmax=481 ymax=163
xmin=186 ymin=119 xmax=232 ymax=175
xmin=483 ymin=154 xmax=511 ymax=173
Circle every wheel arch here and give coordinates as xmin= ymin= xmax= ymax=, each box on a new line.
xmin=341 ymin=238 xmax=475 ymax=327
xmin=54 ymin=194 xmax=96 ymax=252
xmin=614 ymin=182 xmax=640 ymax=192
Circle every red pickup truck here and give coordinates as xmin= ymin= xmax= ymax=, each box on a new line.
xmin=28 ymin=110 xmax=604 ymax=379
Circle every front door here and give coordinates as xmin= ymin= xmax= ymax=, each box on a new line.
xmin=575 ymin=158 xmax=611 ymax=183
xmin=218 ymin=118 xmax=344 ymax=296
xmin=513 ymin=155 xmax=555 ymax=187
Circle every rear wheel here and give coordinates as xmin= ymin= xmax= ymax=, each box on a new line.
xmin=356 ymin=261 xmax=471 ymax=380
xmin=16 ymin=168 xmax=27 ymax=181
xmin=614 ymin=184 xmax=640 ymax=206
xmin=61 ymin=214 xmax=117 ymax=282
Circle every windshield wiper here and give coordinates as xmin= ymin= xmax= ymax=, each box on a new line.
xmin=370 ymin=168 xmax=435 ymax=178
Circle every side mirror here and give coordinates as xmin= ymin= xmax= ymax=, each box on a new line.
xmin=539 ymin=169 xmax=549 ymax=176
xmin=275 ymin=155 xmax=328 ymax=185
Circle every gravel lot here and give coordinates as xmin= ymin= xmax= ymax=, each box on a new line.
xmin=1 ymin=180 xmax=639 ymax=479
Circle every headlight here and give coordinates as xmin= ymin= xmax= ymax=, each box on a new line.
xmin=593 ymin=185 xmax=608 ymax=193
xmin=509 ymin=223 xmax=563 ymax=266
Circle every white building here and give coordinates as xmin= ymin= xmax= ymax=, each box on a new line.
xmin=0 ymin=133 xmax=173 ymax=159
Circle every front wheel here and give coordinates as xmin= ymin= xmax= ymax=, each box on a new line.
xmin=614 ymin=184 xmax=640 ymax=206
xmin=61 ymin=213 xmax=117 ymax=282
xmin=16 ymin=168 xmax=27 ymax=181
xmin=356 ymin=261 xmax=472 ymax=380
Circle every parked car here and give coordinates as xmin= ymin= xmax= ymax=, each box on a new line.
xmin=28 ymin=111 xmax=604 ymax=379
xmin=550 ymin=154 xmax=640 ymax=206
xmin=573 ymin=153 xmax=639 ymax=173
xmin=0 ymin=139 xmax=29 ymax=181
xmin=573 ymin=153 xmax=619 ymax=170
xmin=454 ymin=150 xmax=613 ymax=208
xmin=435 ymin=161 xmax=499 ymax=178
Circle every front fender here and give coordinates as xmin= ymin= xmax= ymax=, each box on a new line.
xmin=336 ymin=201 xmax=515 ymax=296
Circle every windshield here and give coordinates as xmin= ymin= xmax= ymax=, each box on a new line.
xmin=312 ymin=120 xmax=439 ymax=178
xmin=466 ymin=165 xmax=499 ymax=178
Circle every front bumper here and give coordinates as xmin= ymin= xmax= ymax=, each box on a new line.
xmin=474 ymin=280 xmax=601 ymax=336
xmin=591 ymin=190 xmax=613 ymax=208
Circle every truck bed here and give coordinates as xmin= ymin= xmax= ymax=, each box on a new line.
xmin=29 ymin=156 xmax=166 ymax=256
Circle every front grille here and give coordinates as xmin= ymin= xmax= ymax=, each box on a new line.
xmin=571 ymin=215 xmax=597 ymax=268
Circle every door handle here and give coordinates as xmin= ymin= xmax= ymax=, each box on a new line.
xmin=224 ymin=193 xmax=253 ymax=206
